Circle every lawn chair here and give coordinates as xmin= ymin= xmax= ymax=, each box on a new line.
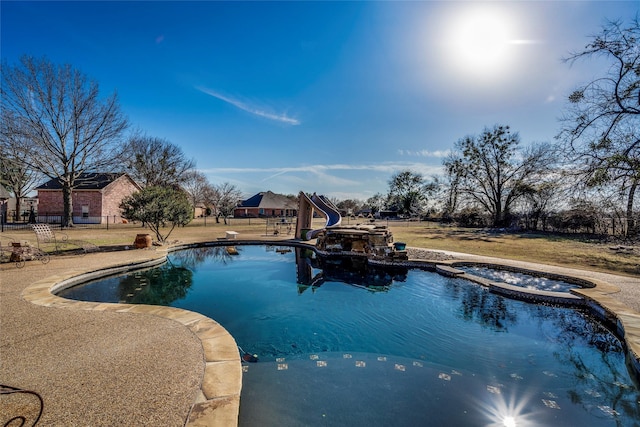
xmin=31 ymin=224 xmax=99 ymax=255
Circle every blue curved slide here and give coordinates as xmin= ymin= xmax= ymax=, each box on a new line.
xmin=311 ymin=194 xmax=342 ymax=228
xmin=301 ymin=193 xmax=342 ymax=239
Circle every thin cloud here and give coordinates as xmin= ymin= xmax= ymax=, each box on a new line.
xmin=398 ymin=149 xmax=450 ymax=158
xmin=202 ymin=162 xmax=444 ymax=177
xmin=262 ymin=169 xmax=290 ymax=182
xmin=197 ymin=86 xmax=300 ymax=125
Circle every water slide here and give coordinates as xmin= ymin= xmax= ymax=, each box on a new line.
xmin=311 ymin=194 xmax=342 ymax=228
xmin=298 ymin=192 xmax=342 ymax=240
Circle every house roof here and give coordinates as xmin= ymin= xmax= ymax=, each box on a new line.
xmin=36 ymin=173 xmax=135 ymax=191
xmin=238 ymin=191 xmax=297 ymax=210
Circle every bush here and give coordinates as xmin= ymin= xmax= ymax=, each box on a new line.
xmin=120 ymin=186 xmax=193 ymax=242
xmin=454 ymin=207 xmax=487 ymax=228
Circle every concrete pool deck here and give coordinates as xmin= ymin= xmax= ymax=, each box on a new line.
xmin=1 ymin=237 xmax=639 ymax=426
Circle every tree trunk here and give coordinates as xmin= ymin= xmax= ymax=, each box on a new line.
xmin=626 ymin=179 xmax=637 ymax=237
xmin=493 ymin=201 xmax=503 ymax=227
xmin=62 ymin=185 xmax=73 ymax=227
xmin=14 ymin=197 xmax=21 ymax=223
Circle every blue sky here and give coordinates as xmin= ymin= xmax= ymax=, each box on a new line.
xmin=2 ymin=1 xmax=638 ymax=201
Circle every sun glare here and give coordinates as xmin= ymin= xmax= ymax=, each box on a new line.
xmin=476 ymin=389 xmax=539 ymax=427
xmin=443 ymin=7 xmax=516 ymax=81
xmin=453 ymin=12 xmax=509 ymax=65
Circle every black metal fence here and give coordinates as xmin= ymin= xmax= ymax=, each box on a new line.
xmin=0 ymin=215 xmax=287 ymax=232
xmin=1 ymin=214 xmax=134 ymax=232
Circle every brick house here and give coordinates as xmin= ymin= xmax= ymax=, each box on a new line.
xmin=36 ymin=173 xmax=141 ymax=224
xmin=234 ymin=191 xmax=298 ymax=218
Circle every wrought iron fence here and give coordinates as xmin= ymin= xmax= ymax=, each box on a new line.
xmin=1 ymin=214 xmax=136 ymax=231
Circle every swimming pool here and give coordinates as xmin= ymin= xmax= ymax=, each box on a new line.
xmin=59 ymin=245 xmax=640 ymax=426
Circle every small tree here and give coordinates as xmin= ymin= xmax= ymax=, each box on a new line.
xmin=0 ymin=143 xmax=40 ymax=221
xmin=336 ymin=199 xmax=362 ymax=217
xmin=454 ymin=206 xmax=487 ymax=228
xmin=365 ymin=193 xmax=386 ymax=217
xmin=440 ymin=157 xmax=464 ymax=221
xmin=387 ymin=170 xmax=435 ymax=217
xmin=120 ymin=186 xmax=193 ymax=242
xmin=559 ymin=199 xmax=601 ymax=234
xmin=182 ymin=170 xmax=212 ymax=217
xmin=205 ymin=182 xmax=242 ymax=225
xmin=518 ymin=180 xmax=563 ymax=231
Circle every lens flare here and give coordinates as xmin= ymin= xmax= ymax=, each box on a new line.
xmin=475 ymin=389 xmax=540 ymax=427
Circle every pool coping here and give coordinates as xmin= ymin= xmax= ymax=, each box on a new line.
xmin=20 ymin=239 xmax=640 ymax=426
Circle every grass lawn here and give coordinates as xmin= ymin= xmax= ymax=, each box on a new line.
xmin=389 ymin=222 xmax=639 ymax=277
xmin=2 ymin=218 xmax=637 ymax=277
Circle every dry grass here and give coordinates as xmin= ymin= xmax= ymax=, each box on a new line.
xmin=388 ymin=222 xmax=639 ymax=277
xmin=0 ymin=218 xmax=282 ymax=249
xmin=2 ymin=218 xmax=637 ymax=277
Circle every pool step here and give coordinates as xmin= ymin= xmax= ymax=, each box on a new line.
xmin=435 ymin=265 xmax=465 ymax=277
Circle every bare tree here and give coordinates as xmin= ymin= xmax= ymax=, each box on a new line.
xmin=1 ymin=56 xmax=129 ymax=226
xmin=335 ymin=198 xmax=363 ymax=217
xmin=0 ymin=131 xmax=41 ymax=220
xmin=122 ymin=134 xmax=195 ymax=188
xmin=182 ymin=170 xmax=212 ymax=217
xmin=440 ymin=157 xmax=464 ymax=221
xmin=444 ymin=125 xmax=554 ymax=227
xmin=519 ymin=180 xmax=563 ymax=231
xmin=365 ymin=193 xmax=386 ymax=217
xmin=558 ymin=18 xmax=640 ymax=236
xmin=206 ymin=182 xmax=242 ymax=225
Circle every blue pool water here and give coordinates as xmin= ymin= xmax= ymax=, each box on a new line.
xmin=59 ymin=245 xmax=640 ymax=426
